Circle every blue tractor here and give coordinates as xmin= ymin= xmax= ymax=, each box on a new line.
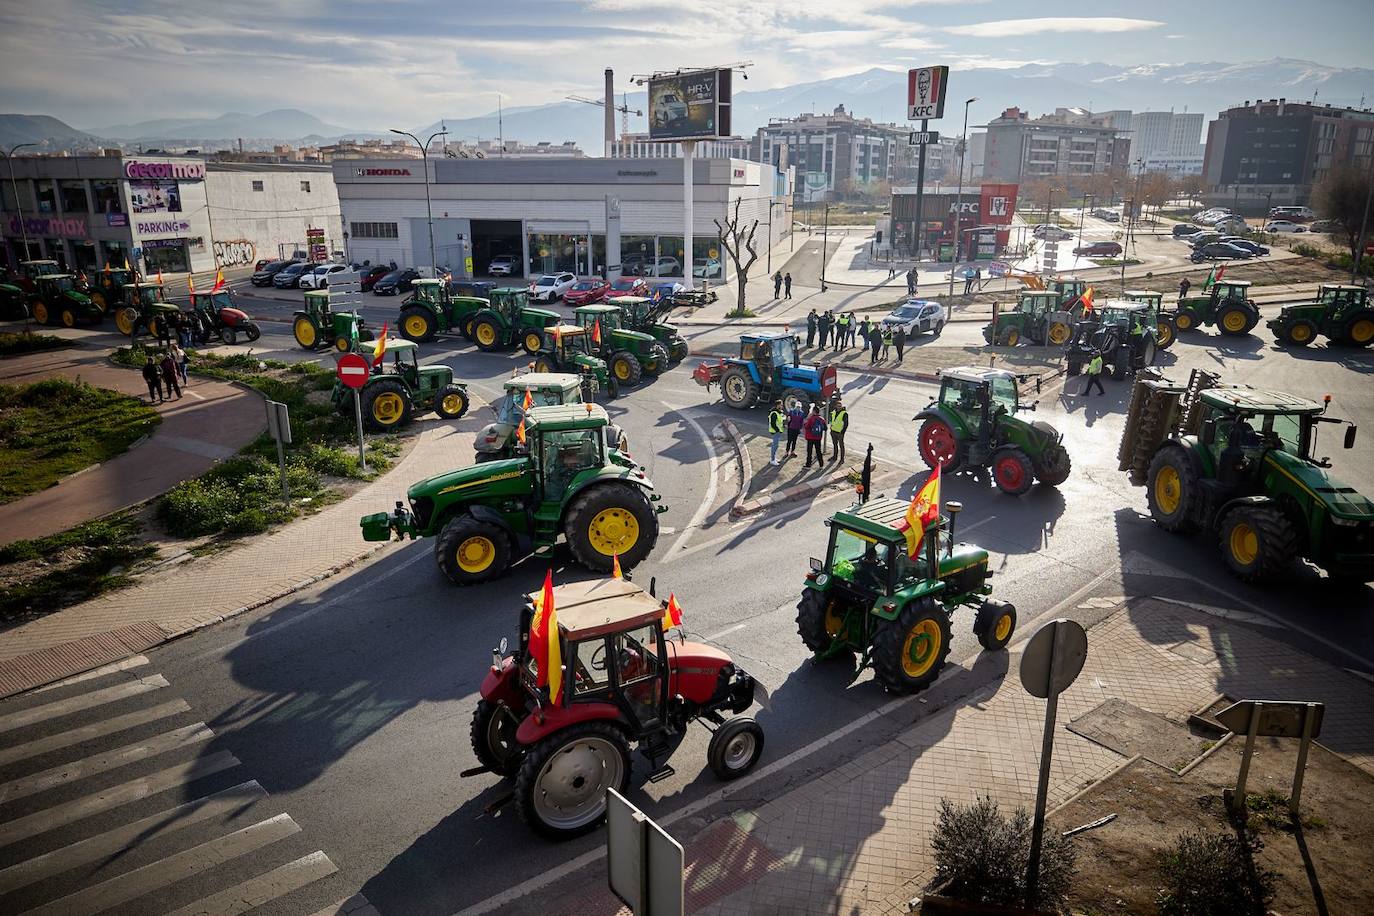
xmin=693 ymin=332 xmax=839 ymax=411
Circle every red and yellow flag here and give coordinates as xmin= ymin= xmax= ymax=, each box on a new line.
xmin=156 ymin=270 xmax=164 ymax=286
xmin=516 ymin=388 xmax=533 ymax=445
xmin=661 ymin=593 xmax=683 ymax=632
xmin=1080 ymin=287 xmax=1095 ymax=313
xmin=592 ymin=318 xmax=602 ymax=345
xmin=612 ymin=554 xmax=623 ymax=579
xmin=898 ymin=463 xmax=942 ymax=558
xmin=187 ymin=273 xmax=196 ymax=293
xmin=371 ymin=322 xmax=389 ymax=366
xmin=529 ymin=569 xmax=564 ymax=705
xmin=211 ymin=269 xmax=225 ymax=292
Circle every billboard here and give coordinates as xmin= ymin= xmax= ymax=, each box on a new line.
xmin=129 ymin=180 xmax=183 ymax=214
xmin=647 ymin=68 xmax=732 ymax=141
xmin=907 ymin=66 xmax=949 ymax=120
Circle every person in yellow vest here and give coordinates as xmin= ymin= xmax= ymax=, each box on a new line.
xmin=767 ymin=399 xmax=786 ymax=466
xmin=1082 ymin=349 xmax=1105 ymax=396
xmin=828 ymin=396 xmax=848 ymax=465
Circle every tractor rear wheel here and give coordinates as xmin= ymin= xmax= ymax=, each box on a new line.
xmin=564 ymin=482 xmax=659 ymax=572
xmin=992 ymin=448 xmax=1035 ymax=495
xmin=219 ymin=327 xmax=237 ymax=345
xmin=871 ymin=598 xmax=952 ymax=695
xmin=796 ymin=588 xmax=852 ymax=657
xmin=1218 ymin=305 xmax=1251 ymax=336
xmin=974 ymin=599 xmax=1017 ymax=651
xmin=1032 ymin=443 xmax=1072 ymax=486
xmin=998 ymin=327 xmax=1020 ymax=347
xmin=31 ymin=300 xmax=51 ymax=324
xmin=1283 ymin=320 xmax=1317 ymax=346
xmin=116 ymin=308 xmax=137 ymax=336
xmin=1141 ymin=337 xmax=1157 ymax=369
xmin=470 ymin=699 xmax=523 ymax=777
xmin=1174 ymin=308 xmax=1199 ymax=332
xmin=434 ymin=384 xmax=470 ymax=419
xmin=1047 ymin=321 xmax=1072 ymax=345
xmin=515 ymin=721 xmax=630 ymax=839
xmin=1218 ymin=504 xmax=1297 ymax=581
xmin=609 ymin=351 xmax=643 ymax=387
xmin=917 ymin=417 xmax=962 ymax=472
xmin=1146 ymin=447 xmax=1199 ymax=532
xmin=719 ymin=367 xmax=759 ymax=409
xmin=400 ymin=307 xmax=435 ymax=343
xmin=522 ymin=330 xmax=545 ymax=355
xmin=60 ymin=306 xmax=77 ymax=328
xmin=1156 ymin=317 xmax=1177 ymax=349
xmin=707 ymin=717 xmax=765 ymax=781
xmin=362 ymin=379 xmax=413 ymax=431
xmin=436 ymin=515 xmax=511 ymax=585
xmin=780 ymin=387 xmax=810 ymax=415
xmin=1343 ymin=314 xmax=1374 ymax=347
xmin=473 ymin=318 xmax=503 ymax=352
xmin=293 ymin=316 xmax=319 ymax=349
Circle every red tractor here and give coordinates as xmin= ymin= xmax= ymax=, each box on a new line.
xmin=468 ymin=577 xmax=765 ymax=839
xmin=190 ymin=288 xmax=261 ymax=345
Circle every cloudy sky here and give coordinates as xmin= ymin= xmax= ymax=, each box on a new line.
xmin=2 ymin=0 xmax=1370 ymax=130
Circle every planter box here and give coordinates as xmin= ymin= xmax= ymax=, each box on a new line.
xmin=919 ymin=893 xmax=1056 ymax=916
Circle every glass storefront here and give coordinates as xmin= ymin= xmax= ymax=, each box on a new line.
xmin=523 ymin=232 xmax=727 ymax=279
xmin=143 ymin=241 xmax=189 ymax=273
xmin=527 ymin=233 xmax=582 ymax=275
xmin=92 ymin=180 xmax=123 ymax=215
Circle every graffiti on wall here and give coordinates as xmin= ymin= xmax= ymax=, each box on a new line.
xmin=214 ymin=239 xmax=256 ymax=267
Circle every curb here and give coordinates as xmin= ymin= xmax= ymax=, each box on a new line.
xmin=720 ymin=421 xmax=861 ymax=518
xmin=719 ymin=419 xmax=752 ymax=518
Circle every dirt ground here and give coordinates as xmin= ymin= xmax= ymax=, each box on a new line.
xmin=1048 ymin=734 xmax=1374 ymax=915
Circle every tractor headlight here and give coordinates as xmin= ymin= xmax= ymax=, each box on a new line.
xmin=1330 ymin=515 xmax=1359 ymax=527
xmin=815 ymin=573 xmax=829 ymax=587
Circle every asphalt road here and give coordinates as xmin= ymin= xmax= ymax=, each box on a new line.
xmin=3 ymin=241 xmax=1373 ymax=915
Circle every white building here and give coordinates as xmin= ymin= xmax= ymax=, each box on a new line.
xmin=205 ymin=163 xmax=343 ymax=266
xmin=1129 ymin=111 xmax=1205 ymax=164
xmin=611 ymin=134 xmax=751 ymax=160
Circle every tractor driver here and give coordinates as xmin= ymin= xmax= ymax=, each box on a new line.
xmin=545 ymin=433 xmax=596 ymax=497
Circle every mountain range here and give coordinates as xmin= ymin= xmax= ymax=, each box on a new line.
xmin=2 ymin=58 xmax=1370 ymax=155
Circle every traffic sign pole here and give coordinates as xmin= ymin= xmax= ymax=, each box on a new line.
xmin=354 ymin=388 xmax=367 ymax=473
xmin=336 ymin=352 xmax=371 ymax=473
xmin=1025 ymin=621 xmax=1061 ymax=906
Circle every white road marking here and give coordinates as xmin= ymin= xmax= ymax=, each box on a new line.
xmin=0 ymin=698 xmax=190 ymax=767
xmin=161 ymin=850 xmax=339 ymax=916
xmin=663 ymin=403 xmax=720 ymax=558
xmin=704 ymin=623 xmax=748 ymax=641
xmin=0 ymin=675 xmax=169 ymax=735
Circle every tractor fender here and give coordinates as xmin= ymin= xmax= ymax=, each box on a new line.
xmin=1157 ymin=439 xmax=1210 ymax=483
xmin=877 ymin=583 xmax=946 ymax=621
xmin=514 ymin=700 xmax=627 ymax=746
xmin=1211 ymin=494 xmax=1280 ymax=533
xmin=563 ymin=470 xmax=658 ymax=517
xmin=913 ymin=405 xmax=949 ymax=425
xmin=465 ymin=504 xmax=527 ymax=552
xmin=479 ymin=656 xmax=525 ymax=708
xmin=1029 ymin=420 xmax=1063 ymax=446
xmin=471 ymin=308 xmax=508 ymax=328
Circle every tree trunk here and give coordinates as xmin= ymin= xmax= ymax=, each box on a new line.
xmin=735 ymin=278 xmax=747 ymax=316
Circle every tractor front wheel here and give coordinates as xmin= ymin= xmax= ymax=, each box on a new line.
xmin=362 ymin=379 xmax=413 ymax=431
xmin=564 ymin=482 xmax=659 ymax=572
xmin=669 ymin=338 xmax=690 ymax=362
xmin=998 ymin=327 xmax=1020 ymax=347
xmin=917 ymin=417 xmax=962 ymax=472
xmin=642 ymin=343 xmax=670 ymax=376
xmin=719 ymin=367 xmax=760 ymax=409
xmin=522 ymin=330 xmax=545 ymax=355
xmin=610 ymin=351 xmax=643 ymax=387
xmin=470 ymin=699 xmax=523 ymax=777
xmin=992 ymin=448 xmax=1035 ymax=496
xmin=1033 ymin=443 xmax=1072 ymax=487
xmin=515 ymin=721 xmax=631 ymax=839
xmin=400 ymin=307 xmax=435 ymax=343
xmin=434 ymin=384 xmax=470 ymax=419
xmin=1146 ymin=447 xmax=1199 ymax=532
xmin=1218 ymin=305 xmax=1252 ymax=336
xmin=796 ymin=588 xmax=852 ymax=657
xmin=1047 ymin=321 xmax=1072 ymax=345
xmin=973 ymin=599 xmax=1017 ymax=651
xmin=31 ymin=299 xmax=51 ymax=324
xmin=1343 ymin=315 xmax=1374 ymax=348
xmin=436 ymin=515 xmax=511 ymax=585
xmin=1156 ymin=317 xmax=1177 ymax=349
xmin=1174 ymin=308 xmax=1199 ymax=332
xmin=293 ymin=316 xmax=319 ymax=349
xmin=334 ymin=336 xmax=351 ymax=353
xmin=116 ymin=307 xmax=137 ymax=336
xmin=871 ymin=598 xmax=952 ymax=695
xmin=1283 ymin=320 xmax=1317 ymax=346
xmin=242 ymin=321 xmax=261 ymax=342
xmin=60 ymin=306 xmax=77 ymax=328
xmin=473 ymin=319 xmax=503 ymax=352
xmin=707 ymin=717 xmax=765 ymax=781
xmin=1218 ymin=504 xmax=1297 ymax=581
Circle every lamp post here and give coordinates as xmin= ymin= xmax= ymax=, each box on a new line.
xmin=3 ymin=142 xmax=37 ymax=263
xmin=947 ymin=97 xmax=977 ymax=300
xmin=820 ymin=204 xmax=832 ymax=292
xmin=390 ymin=127 xmax=448 ymax=276
xmin=1076 ymin=194 xmax=1094 ymax=253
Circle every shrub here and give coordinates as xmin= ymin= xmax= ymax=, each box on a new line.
xmin=0 ymin=332 xmax=76 ymax=356
xmin=1156 ymin=830 xmax=1275 ymax=916
xmin=158 ymin=477 xmax=241 ymax=537
xmin=929 ymin=797 xmax=1075 ymax=911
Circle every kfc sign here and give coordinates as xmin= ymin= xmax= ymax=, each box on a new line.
xmin=355 ymin=167 xmax=412 ymax=176
xmin=988 ymin=196 xmax=1009 ymax=218
xmin=978 ymin=183 xmax=1019 ymax=226
xmin=124 ymin=160 xmax=205 ymax=180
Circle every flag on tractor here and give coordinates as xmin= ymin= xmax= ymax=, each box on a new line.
xmin=662 ymin=593 xmax=683 ymax=632
xmin=187 ymin=274 xmax=195 ymax=293
xmin=528 ymin=569 xmax=564 ymax=705
xmin=156 ymin=270 xmax=164 ymax=286
xmin=211 ymin=270 xmax=225 ymax=292
xmin=516 ymin=388 xmax=533 ymax=445
xmin=592 ymin=318 xmax=602 ymax=345
xmin=1203 ymin=265 xmax=1226 ymax=289
xmin=1080 ymin=287 xmax=1095 ymax=314
xmin=103 ymin=263 xmax=111 ymax=274
xmin=553 ymin=325 xmax=563 ymax=347
xmin=372 ymin=322 xmax=389 ymax=367
xmin=612 ymin=554 xmax=622 ymax=579
xmin=898 ymin=463 xmax=943 ymax=558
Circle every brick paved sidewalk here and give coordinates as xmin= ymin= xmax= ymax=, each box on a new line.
xmin=494 ymin=577 xmax=1374 ymax=916
xmin=0 ymin=348 xmax=265 ymax=545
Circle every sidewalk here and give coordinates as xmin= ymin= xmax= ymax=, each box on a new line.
xmin=491 ymin=563 xmax=1374 ymax=916
xmin=0 ymin=348 xmax=265 ymax=546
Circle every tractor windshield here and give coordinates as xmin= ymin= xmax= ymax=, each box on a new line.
xmin=774 ymin=337 xmax=797 ymax=366
xmin=940 ymin=377 xmax=984 ymax=413
xmin=497 ymin=387 xmax=567 ymax=424
xmin=1269 ymin=413 xmax=1304 ymax=457
xmin=50 ymin=276 xmax=75 ymax=292
xmin=413 ymin=284 xmax=438 ymax=304
xmin=539 ymin=427 xmax=604 ymax=500
xmin=990 ymin=376 xmax=1018 ymax=414
xmin=828 ymin=527 xmax=895 ymax=595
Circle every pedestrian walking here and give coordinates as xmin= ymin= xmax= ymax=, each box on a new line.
xmin=785 ymin=401 xmax=806 ymax=456
xmin=1178 ymin=277 xmax=1191 ymax=301
xmin=141 ymin=356 xmax=164 ymax=403
xmin=906 ymin=268 xmax=917 ymax=296
xmin=784 ymin=273 xmax=793 ymax=298
xmin=802 ymin=404 xmax=827 ymax=468
xmin=170 ymin=341 xmax=189 ymax=386
xmin=888 ymin=265 xmax=896 ymax=279
xmin=833 ymin=312 xmax=850 ymax=352
xmin=155 ymin=315 xmax=173 ymax=348
xmin=767 ymin=400 xmax=785 ymax=466
xmin=1082 ymin=349 xmax=1106 ymax=396
xmin=159 ymin=350 xmax=182 ymax=399
xmin=869 ymin=325 xmax=882 ymax=364
xmin=963 ymin=270 xmax=975 ymax=295
xmin=773 ymin=271 xmax=783 ymax=299
xmin=806 ymin=309 xmax=818 ymax=348
xmin=846 ymin=312 xmax=859 ymax=348
xmin=893 ymin=325 xmax=906 ymax=363
xmin=828 ymin=396 xmax=848 ymax=465
xmin=881 ymin=326 xmax=893 ymax=359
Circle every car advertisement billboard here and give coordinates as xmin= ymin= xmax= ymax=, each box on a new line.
xmin=648 ymin=68 xmax=732 ymax=141
xmin=129 ymin=180 xmax=183 ymax=213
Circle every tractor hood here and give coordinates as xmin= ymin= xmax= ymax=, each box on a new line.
xmin=610 ymin=328 xmax=657 ymax=344
xmin=408 ymin=458 xmax=529 ymax=503
xmin=1267 ymin=450 xmax=1374 ymax=522
xmin=522 ymin=306 xmax=559 ymax=322
xmin=63 ymin=289 xmax=93 ymax=305
xmin=475 ymin=420 xmax=515 ymax=454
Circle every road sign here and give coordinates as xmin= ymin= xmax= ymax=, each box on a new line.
xmin=336 ymin=352 xmax=370 ymax=390
xmin=264 ymin=399 xmax=292 ymax=502
xmin=1019 ymin=618 xmax=1087 ymax=699
xmin=907 ymin=66 xmax=949 ymax=120
xmin=908 ymin=131 xmax=941 ymax=146
xmin=607 ymin=788 xmax=683 ymax=915
xmin=1217 ymin=700 xmax=1324 ymax=738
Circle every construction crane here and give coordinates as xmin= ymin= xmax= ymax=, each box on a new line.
xmin=566 ymin=94 xmax=640 ymax=141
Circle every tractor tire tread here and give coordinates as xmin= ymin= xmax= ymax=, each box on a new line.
xmin=470 ymin=699 xmax=522 ymax=777
xmin=1218 ymin=504 xmax=1299 ymax=582
xmin=515 ymin=720 xmax=631 ymax=839
xmin=870 ymin=598 xmax=953 ymax=695
xmin=435 ymin=515 xmax=512 ymax=585
xmin=563 ymin=482 xmax=659 ymax=572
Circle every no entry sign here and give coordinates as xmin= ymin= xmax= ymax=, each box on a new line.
xmin=336 ymin=352 xmax=370 ymax=389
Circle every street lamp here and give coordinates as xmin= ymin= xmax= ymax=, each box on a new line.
xmin=947 ymin=97 xmax=977 ymax=301
xmin=820 ymin=204 xmax=832 ymax=292
xmin=390 ymin=127 xmax=448 ymax=276
xmin=3 ymin=143 xmax=37 ymax=263
xmin=1076 ymin=194 xmax=1094 ymax=253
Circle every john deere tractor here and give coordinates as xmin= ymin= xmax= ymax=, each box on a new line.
xmin=0 ymin=268 xmax=24 ymax=319
xmin=531 ymin=326 xmax=617 ymax=400
xmin=617 ymin=295 xmax=691 ymax=363
xmin=30 ymin=274 xmax=104 ymax=327
xmin=1267 ymin=284 xmax=1374 ymax=348
xmin=797 ymin=496 xmax=1015 ymax=694
xmin=475 ymin=372 xmax=600 ymax=462
xmin=14 ymin=260 xmax=61 ymax=293
xmin=1118 ymin=369 xmax=1373 ymax=582
xmin=294 ymin=289 xmax=372 ymax=351
xmin=88 ymin=267 xmax=136 ymax=312
xmin=1122 ymin=289 xmax=1177 ymax=349
xmin=983 ymin=289 xmax=1083 ymax=347
xmin=468 ymin=287 xmax=561 ymax=355
xmin=360 ymin=403 xmax=664 ymax=584
xmin=1175 ymin=279 xmax=1260 ymax=337
xmin=397 ymin=278 xmax=490 ymax=343
xmin=1048 ymin=277 xmax=1089 ymax=307
xmin=914 ymin=367 xmax=1071 ymax=495
xmin=1064 ymin=301 xmax=1158 ymax=380
xmin=573 ymin=303 xmax=670 ymax=386
xmin=332 ymin=338 xmax=470 ymax=431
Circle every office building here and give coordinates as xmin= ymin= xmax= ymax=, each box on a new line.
xmin=982 ymin=107 xmax=1130 ymax=182
xmin=752 ymin=105 xmax=910 ymax=200
xmin=612 ymin=135 xmax=750 ymax=160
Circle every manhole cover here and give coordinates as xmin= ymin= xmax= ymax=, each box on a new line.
xmin=1068 ymin=698 xmax=1215 ymax=773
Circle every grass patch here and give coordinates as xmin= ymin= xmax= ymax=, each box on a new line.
xmin=1092 ymin=258 xmax=1144 ymax=267
xmin=0 ymin=331 xmax=77 ymax=357
xmin=0 ymin=378 xmax=161 ymax=504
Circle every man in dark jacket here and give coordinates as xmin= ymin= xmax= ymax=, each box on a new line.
xmin=159 ymin=350 xmax=182 ymax=399
xmin=806 ymin=309 xmax=818 ymax=348
xmin=893 ymin=325 xmax=907 ymax=363
xmin=802 ymin=405 xmax=827 ymax=468
xmin=783 ymin=273 xmax=793 ymax=298
xmin=1178 ymin=277 xmax=1191 ymax=301
xmin=785 ymin=402 xmax=806 ymax=456
xmin=818 ymin=311 xmax=833 ymax=349
xmin=870 ymin=324 xmax=882 ymax=364
xmin=142 ymin=356 xmax=164 ymax=403
xmin=773 ymin=271 xmax=783 ymax=298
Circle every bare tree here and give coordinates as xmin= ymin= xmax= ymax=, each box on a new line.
xmin=714 ymin=198 xmax=760 ymax=317
xmin=1178 ymin=174 xmax=1205 ymax=207
xmin=1313 ymin=165 xmax=1374 ymax=271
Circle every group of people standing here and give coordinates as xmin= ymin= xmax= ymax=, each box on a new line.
xmin=771 ymin=272 xmax=794 ymax=299
xmin=767 ymin=396 xmax=849 ymax=469
xmin=140 ymin=345 xmax=189 ymax=404
xmin=804 ymin=309 xmax=908 ymax=364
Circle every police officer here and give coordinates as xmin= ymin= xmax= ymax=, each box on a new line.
xmin=833 ymin=312 xmax=850 ymax=352
xmin=767 ymin=399 xmax=786 ymax=466
xmin=1083 ymin=349 xmax=1105 ymax=396
xmin=806 ymin=308 xmax=818 ymax=348
xmin=828 ymin=396 xmax=848 ymax=464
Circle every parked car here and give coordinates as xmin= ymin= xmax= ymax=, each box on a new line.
xmin=372 ymin=267 xmax=420 ymax=295
xmin=251 ymin=260 xmax=294 ymax=286
xmin=1194 ymin=208 xmax=1234 ymax=222
xmin=298 ymin=263 xmax=349 ymax=290
xmin=1188 ymin=232 xmax=1223 ymax=249
xmin=1091 ymin=208 xmax=1120 ymax=222
xmin=1172 ymin=223 xmax=1202 ymax=238
xmin=1309 ymin=219 xmax=1342 ymax=233
xmin=880 ymin=299 xmax=945 ymax=338
xmin=1213 ymin=217 xmax=1250 ymax=233
xmin=1269 ymin=205 xmax=1314 ymax=222
xmin=1264 ymin=220 xmax=1308 ymax=233
xmin=488 ymin=255 xmax=517 ymax=276
xmin=1219 ymin=238 xmax=1269 ymax=256
xmin=253 ymin=258 xmax=274 ymax=271
xmin=1032 ymin=224 xmax=1073 ymax=241
xmin=652 ymin=92 xmax=689 ymax=128
xmin=604 ymin=276 xmax=649 ymax=299
xmin=1073 ymin=241 xmax=1123 ymax=257
xmin=272 ymin=262 xmax=312 ymax=289
xmin=563 ymin=278 xmax=611 ymax=306
xmin=528 ymin=272 xmax=577 ymax=302
xmin=693 ymin=257 xmax=723 ymax=279
xmin=358 ymin=265 xmax=391 ymax=292
xmin=1191 ymin=242 xmax=1254 ymax=262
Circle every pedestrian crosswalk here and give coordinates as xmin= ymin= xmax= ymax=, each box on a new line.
xmin=0 ymin=656 xmax=373 ymax=915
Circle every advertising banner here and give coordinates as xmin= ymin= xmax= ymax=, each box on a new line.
xmin=129 ymin=180 xmax=182 ymax=214
xmin=979 ymin=183 xmax=1019 ymax=226
xmin=647 ymin=68 xmax=731 ymax=141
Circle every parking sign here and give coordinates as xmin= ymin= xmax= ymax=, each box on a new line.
xmin=907 ymin=66 xmax=949 ymax=120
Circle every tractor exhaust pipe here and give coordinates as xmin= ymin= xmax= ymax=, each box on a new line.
xmin=944 ymin=500 xmax=962 ymax=556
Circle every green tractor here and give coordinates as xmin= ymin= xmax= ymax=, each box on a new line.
xmin=294 ymin=289 xmax=372 ymax=351
xmin=1174 ymin=279 xmax=1261 ymax=337
xmin=332 ymin=338 xmax=470 ymax=431
xmin=616 ymin=295 xmax=691 ymax=363
xmin=797 ymin=496 xmax=1015 ymax=694
xmin=531 ymin=325 xmax=618 ymax=400
xmin=468 ymin=287 xmax=561 ymax=355
xmin=0 ymin=267 xmax=27 ymax=319
xmin=474 ymin=371 xmax=616 ymax=463
xmin=113 ymin=283 xmax=180 ymax=337
xmin=1064 ymin=301 xmax=1159 ymax=380
xmin=88 ymin=267 xmax=136 ymax=312
xmin=983 ymin=289 xmax=1084 ymax=347
xmin=397 ymin=278 xmax=490 ymax=343
xmin=1123 ymin=289 xmax=1177 ymax=349
xmin=1048 ymin=277 xmax=1089 ymax=306
xmin=1266 ymin=284 xmax=1374 ymax=348
xmin=30 ymin=274 xmax=104 ymax=327
xmin=914 ymin=367 xmax=1071 ymax=495
xmin=573 ymin=303 xmax=670 ymax=386
xmin=1118 ymin=369 xmax=1373 ymax=582
xmin=14 ymin=260 xmax=62 ymax=293
xmin=360 ymin=403 xmax=665 ymax=584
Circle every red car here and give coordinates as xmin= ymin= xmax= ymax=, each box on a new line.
xmin=359 ymin=264 xmax=391 ymax=292
xmin=1072 ymin=241 xmax=1123 ymax=257
xmin=563 ymin=278 xmax=610 ymax=306
xmin=604 ymin=276 xmax=648 ymax=299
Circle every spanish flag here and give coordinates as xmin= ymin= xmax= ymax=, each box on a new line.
xmin=592 ymin=318 xmax=602 ymax=345
xmin=528 ymin=569 xmax=564 ymax=705
xmin=1080 ymin=286 xmax=1095 ymax=314
xmin=661 ymin=593 xmax=683 ymax=632
xmin=372 ymin=322 xmax=389 ymax=367
xmin=211 ymin=270 xmax=225 ymax=292
xmin=156 ymin=270 xmax=164 ymax=286
xmin=188 ymin=274 xmax=196 ymax=293
xmin=898 ymin=463 xmax=942 ymax=558
xmin=612 ymin=554 xmax=623 ymax=579
xmin=516 ymin=389 xmax=532 ymax=446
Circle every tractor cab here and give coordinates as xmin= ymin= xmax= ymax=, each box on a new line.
xmin=1049 ymin=278 xmax=1088 ymax=306
xmin=490 ymin=286 xmax=532 ymax=318
xmin=376 ymin=337 xmax=449 ymax=387
xmin=122 ymin=283 xmax=167 ymax=307
xmin=1194 ymin=387 xmax=1357 ymax=483
xmin=1019 ymin=290 xmax=1060 ymax=316
xmin=409 ymin=278 xmax=448 ymax=306
xmin=1099 ymin=302 xmax=1154 ymax=335
xmin=493 ymin=373 xmax=584 ymax=425
xmin=190 ymin=289 xmax=235 ymax=312
xmin=574 ymin=303 xmax=625 ymax=332
xmin=936 ymin=367 xmax=1022 ymax=439
xmin=17 ymin=260 xmax=61 ymax=289
xmin=36 ymin=274 xmax=78 ymax=296
xmin=1125 ymin=289 xmax=1163 ymax=311
xmin=615 ymin=296 xmax=656 ymax=326
xmin=1315 ymin=284 xmax=1368 ymax=313
xmin=1209 ymin=280 xmax=1253 ymax=306
xmin=740 ymin=332 xmax=799 ymax=369
xmin=527 ymin=403 xmax=615 ymax=501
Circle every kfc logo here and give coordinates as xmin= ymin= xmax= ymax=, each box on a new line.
xmin=989 ymin=197 xmax=1008 ymax=218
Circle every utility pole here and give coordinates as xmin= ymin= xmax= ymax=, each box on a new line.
xmin=390 ymin=127 xmax=448 ymax=275
xmin=948 ymin=97 xmax=977 ymax=300
xmin=1076 ymin=194 xmax=1093 ymax=253
xmin=3 ymin=143 xmax=37 ymax=263
xmin=820 ymin=204 xmax=831 ymax=292
xmin=1352 ymin=156 xmax=1374 ymax=285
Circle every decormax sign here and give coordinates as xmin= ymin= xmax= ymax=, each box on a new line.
xmin=6 ymin=214 xmax=87 ymax=237
xmin=136 ymin=218 xmax=192 ymax=235
xmin=124 ymin=160 xmax=205 ymax=180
